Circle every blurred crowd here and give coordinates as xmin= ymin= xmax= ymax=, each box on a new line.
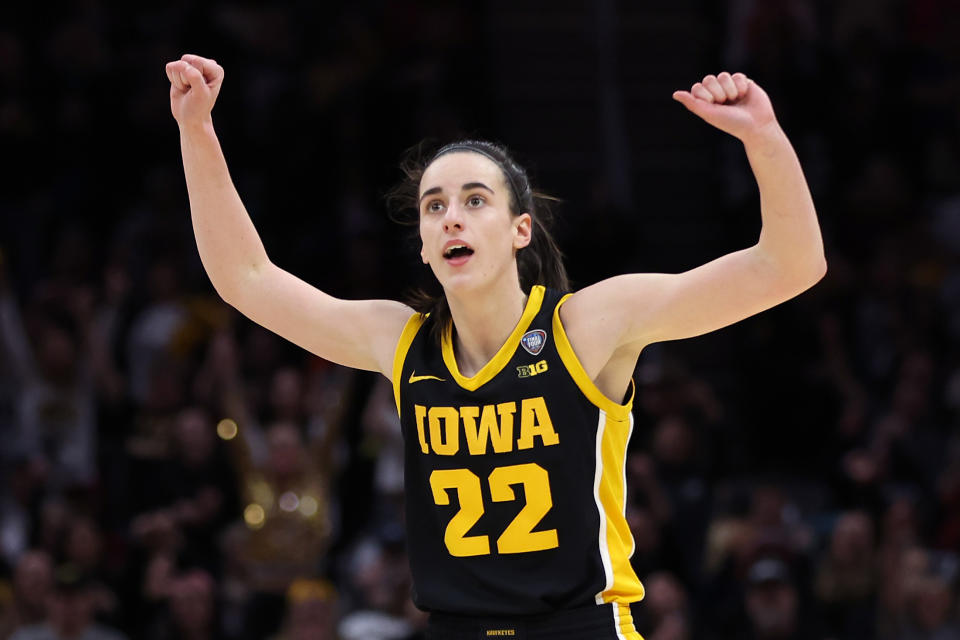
xmin=2 ymin=1 xmax=960 ymax=639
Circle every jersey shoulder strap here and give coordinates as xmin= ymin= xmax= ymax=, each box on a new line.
xmin=550 ymin=289 xmax=634 ymax=419
xmin=392 ymin=311 xmax=427 ymax=412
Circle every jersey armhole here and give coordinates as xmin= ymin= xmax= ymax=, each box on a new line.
xmin=553 ymin=294 xmax=634 ymax=422
xmin=392 ymin=312 xmax=427 ymax=415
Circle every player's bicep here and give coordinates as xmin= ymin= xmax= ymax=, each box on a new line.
xmin=226 ymin=262 xmax=413 ymax=374
xmin=568 ymin=246 xmax=819 ymax=350
xmin=625 ymin=248 xmax=796 ymax=344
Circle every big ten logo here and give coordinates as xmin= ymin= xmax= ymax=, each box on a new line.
xmin=517 ymin=360 xmax=548 ymax=378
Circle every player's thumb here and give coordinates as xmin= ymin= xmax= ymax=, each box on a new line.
xmin=673 ymin=90 xmax=732 ymax=126
xmin=672 ymin=91 xmax=708 ymax=115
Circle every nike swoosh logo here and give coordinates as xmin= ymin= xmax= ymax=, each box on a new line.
xmin=409 ymin=371 xmax=446 ymax=384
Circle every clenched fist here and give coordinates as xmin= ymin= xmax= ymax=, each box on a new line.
xmin=165 ymin=54 xmax=224 ymax=127
xmin=673 ymin=72 xmax=778 ymax=143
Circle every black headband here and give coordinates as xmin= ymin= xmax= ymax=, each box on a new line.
xmin=432 ymin=144 xmax=526 ymax=211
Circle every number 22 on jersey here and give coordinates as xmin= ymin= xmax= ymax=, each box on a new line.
xmin=430 ymin=462 xmax=559 ymax=557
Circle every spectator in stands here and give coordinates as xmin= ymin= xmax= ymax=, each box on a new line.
xmin=339 ymin=527 xmax=426 ymax=640
xmin=898 ymin=574 xmax=960 ymax=640
xmin=61 ymin=517 xmax=119 ymax=625
xmin=360 ymin=378 xmax=406 ymax=528
xmin=648 ymin=414 xmax=712 ymax=582
xmin=933 ymin=435 xmax=960 ymax=550
xmin=638 ymin=571 xmax=691 ymax=640
xmin=742 ymin=556 xmax=819 ymax=640
xmin=270 ymin=579 xmax=339 ymax=640
xmin=125 ymin=259 xmax=189 ymax=405
xmin=0 ymin=460 xmax=44 ymax=572
xmin=1 ymin=286 xmax=98 ymax=493
xmin=2 ymin=552 xmax=52 ymax=636
xmin=146 ymin=569 xmax=221 ymax=640
xmin=10 ymin=565 xmax=127 ymax=640
xmin=224 ymin=418 xmax=336 ymax=639
xmin=814 ymin=510 xmax=877 ymax=639
xmin=1 ymin=575 xmax=14 ymax=640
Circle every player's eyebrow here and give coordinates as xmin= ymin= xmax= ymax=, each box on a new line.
xmin=419 ymin=182 xmax=495 ymax=205
xmin=418 ymin=187 xmax=442 ymax=204
xmin=461 ymin=182 xmax=494 ymax=195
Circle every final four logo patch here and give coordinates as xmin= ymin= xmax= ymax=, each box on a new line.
xmin=520 ymin=329 xmax=547 ymax=356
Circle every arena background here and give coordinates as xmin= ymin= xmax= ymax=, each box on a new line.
xmin=1 ymin=1 xmax=959 ymax=639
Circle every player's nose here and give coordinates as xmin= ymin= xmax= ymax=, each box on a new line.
xmin=442 ymin=202 xmax=465 ymax=232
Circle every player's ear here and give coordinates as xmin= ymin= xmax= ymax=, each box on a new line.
xmin=513 ymin=213 xmax=532 ymax=250
xmin=420 ymin=243 xmax=428 ymax=264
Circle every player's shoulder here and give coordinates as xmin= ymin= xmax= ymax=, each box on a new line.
xmin=555 ymin=276 xmax=650 ymax=381
xmin=556 ymin=276 xmax=623 ymax=330
xmin=559 ymin=273 xmax=665 ymax=330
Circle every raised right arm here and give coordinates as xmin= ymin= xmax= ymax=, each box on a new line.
xmin=166 ymin=54 xmax=412 ymax=375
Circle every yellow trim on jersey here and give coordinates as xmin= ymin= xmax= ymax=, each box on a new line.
xmin=552 ymin=289 xmax=642 ymax=606
xmin=392 ymin=312 xmax=427 ymax=415
xmin=552 ymin=294 xmax=634 ymax=421
xmin=597 ymin=412 xmax=645 ymax=606
xmin=614 ymin=602 xmax=644 ymax=639
xmin=440 ymin=285 xmax=546 ymax=391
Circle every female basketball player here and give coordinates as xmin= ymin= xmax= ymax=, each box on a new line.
xmin=166 ymin=53 xmax=825 ymax=640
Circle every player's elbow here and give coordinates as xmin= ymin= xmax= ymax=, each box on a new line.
xmin=812 ymin=253 xmax=828 ymax=283
xmin=758 ymin=240 xmax=827 ymax=290
xmin=204 ymin=270 xmax=244 ymax=307
xmin=207 ymin=260 xmax=271 ymax=310
xmin=793 ymin=247 xmax=826 ymax=281
xmin=803 ymin=247 xmax=828 ymax=286
xmin=784 ymin=251 xmax=827 ymax=296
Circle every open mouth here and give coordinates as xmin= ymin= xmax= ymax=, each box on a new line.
xmin=443 ymin=244 xmax=475 ymax=260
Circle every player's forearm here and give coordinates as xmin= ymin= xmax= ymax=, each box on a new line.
xmin=744 ymin=122 xmax=826 ymax=284
xmin=179 ymin=119 xmax=270 ymax=302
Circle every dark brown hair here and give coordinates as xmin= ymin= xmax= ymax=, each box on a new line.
xmin=387 ymin=140 xmax=569 ymax=344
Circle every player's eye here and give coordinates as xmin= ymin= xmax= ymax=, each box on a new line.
xmin=425 ymin=199 xmax=445 ymax=213
xmin=466 ymin=195 xmax=485 ymax=208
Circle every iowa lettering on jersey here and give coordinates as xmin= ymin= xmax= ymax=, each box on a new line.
xmin=413 ymin=397 xmax=559 ymax=455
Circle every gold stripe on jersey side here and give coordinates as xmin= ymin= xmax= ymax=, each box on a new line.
xmin=440 ymin=285 xmax=546 ymax=391
xmin=614 ymin=602 xmax=644 ymax=639
xmin=393 ymin=312 xmax=427 ymax=415
xmin=553 ymin=295 xmax=644 ymax=607
xmin=595 ymin=411 xmax=643 ymax=604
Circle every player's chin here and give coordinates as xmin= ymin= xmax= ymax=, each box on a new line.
xmin=436 ymin=269 xmax=484 ymax=297
xmin=437 ymin=272 xmax=472 ymax=292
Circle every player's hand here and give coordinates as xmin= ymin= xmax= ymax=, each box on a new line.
xmin=165 ymin=54 xmax=224 ymax=127
xmin=672 ymin=72 xmax=777 ymax=143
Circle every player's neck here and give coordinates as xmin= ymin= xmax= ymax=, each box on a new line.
xmin=446 ymin=279 xmax=528 ymax=378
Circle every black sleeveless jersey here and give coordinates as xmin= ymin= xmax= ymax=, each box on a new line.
xmin=392 ymin=286 xmax=645 ymax=626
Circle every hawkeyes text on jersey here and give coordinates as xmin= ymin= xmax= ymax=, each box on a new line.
xmin=392 ymin=286 xmax=644 ymax=635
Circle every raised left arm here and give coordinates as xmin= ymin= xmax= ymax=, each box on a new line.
xmin=562 ymin=73 xmax=826 ymax=380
